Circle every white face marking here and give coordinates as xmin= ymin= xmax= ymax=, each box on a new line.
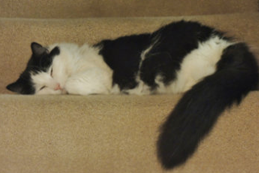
xmin=31 ymin=43 xmax=113 ymax=95
xmin=31 ymin=67 xmax=64 ymax=95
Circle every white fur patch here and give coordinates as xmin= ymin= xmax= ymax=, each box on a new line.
xmin=111 ymin=84 xmax=121 ymax=94
xmin=162 ymin=36 xmax=232 ymax=93
xmin=122 ymin=36 xmax=232 ymax=95
xmin=31 ymin=43 xmax=113 ymax=95
xmin=31 ymin=70 xmax=62 ymax=95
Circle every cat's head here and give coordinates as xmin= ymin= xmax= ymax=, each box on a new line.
xmin=6 ymin=42 xmax=65 ymax=95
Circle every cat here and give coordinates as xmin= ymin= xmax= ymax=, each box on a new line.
xmin=6 ymin=20 xmax=259 ymax=169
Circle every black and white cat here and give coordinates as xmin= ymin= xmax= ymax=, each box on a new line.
xmin=6 ymin=21 xmax=259 ymax=169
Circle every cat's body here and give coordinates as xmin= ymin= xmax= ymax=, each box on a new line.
xmin=7 ymin=21 xmax=234 ymax=96
xmin=7 ymin=21 xmax=259 ymax=169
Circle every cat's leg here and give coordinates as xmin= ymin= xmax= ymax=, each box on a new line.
xmin=65 ymin=68 xmax=112 ymax=95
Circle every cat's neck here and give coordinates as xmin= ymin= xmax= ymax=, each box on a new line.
xmin=50 ymin=43 xmax=112 ymax=75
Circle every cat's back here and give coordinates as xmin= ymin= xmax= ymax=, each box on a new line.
xmin=48 ymin=43 xmax=80 ymax=55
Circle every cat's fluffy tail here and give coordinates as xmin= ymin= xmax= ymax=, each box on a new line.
xmin=157 ymin=43 xmax=258 ymax=169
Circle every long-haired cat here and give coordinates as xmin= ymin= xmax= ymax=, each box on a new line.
xmin=6 ymin=20 xmax=259 ymax=169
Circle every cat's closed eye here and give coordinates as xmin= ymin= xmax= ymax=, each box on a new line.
xmin=40 ymin=86 xmax=46 ymax=90
xmin=50 ymin=68 xmax=53 ymax=77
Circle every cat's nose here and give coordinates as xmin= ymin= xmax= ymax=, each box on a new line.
xmin=54 ymin=83 xmax=62 ymax=90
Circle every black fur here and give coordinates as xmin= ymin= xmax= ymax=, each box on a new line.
xmin=140 ymin=21 xmax=224 ymax=90
xmin=97 ymin=34 xmax=152 ymax=90
xmin=97 ymin=21 xmax=258 ymax=169
xmin=97 ymin=21 xmax=228 ymax=92
xmin=157 ymin=43 xmax=258 ymax=169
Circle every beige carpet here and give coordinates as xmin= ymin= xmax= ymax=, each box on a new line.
xmin=0 ymin=0 xmax=259 ymax=172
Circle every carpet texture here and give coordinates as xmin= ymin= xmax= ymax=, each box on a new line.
xmin=0 ymin=0 xmax=259 ymax=173
xmin=1 ymin=0 xmax=258 ymax=18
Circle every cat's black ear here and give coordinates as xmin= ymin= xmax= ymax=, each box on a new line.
xmin=31 ymin=42 xmax=49 ymax=56
xmin=6 ymin=81 xmax=23 ymax=94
